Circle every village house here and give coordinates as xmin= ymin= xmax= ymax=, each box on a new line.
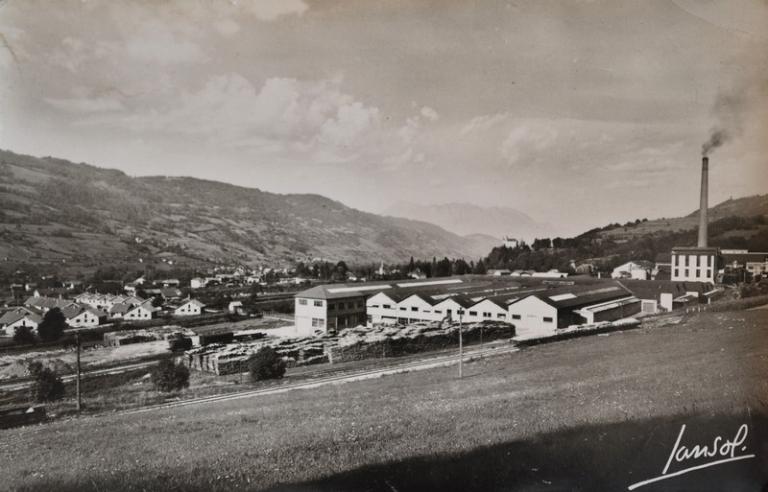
xmin=61 ymin=304 xmax=102 ymax=328
xmin=0 ymin=307 xmax=43 ymax=336
xmin=611 ymin=261 xmax=653 ymax=280
xmin=123 ymin=300 xmax=158 ymax=321
xmin=174 ymin=299 xmax=205 ymax=316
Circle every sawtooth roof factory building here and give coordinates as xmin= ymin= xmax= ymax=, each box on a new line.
xmin=294 ymin=275 xmax=645 ymax=339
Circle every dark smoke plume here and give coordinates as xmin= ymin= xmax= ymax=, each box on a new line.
xmin=701 ymin=128 xmax=728 ymax=157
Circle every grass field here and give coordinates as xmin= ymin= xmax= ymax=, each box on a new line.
xmin=2 ymin=309 xmax=768 ymax=491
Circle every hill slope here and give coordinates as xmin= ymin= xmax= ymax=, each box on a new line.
xmin=596 ymin=194 xmax=768 ymax=243
xmin=0 ymin=150 xmax=496 ymax=268
xmin=384 ymin=201 xmax=551 ymax=241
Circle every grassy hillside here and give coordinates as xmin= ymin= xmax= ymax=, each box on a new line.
xmin=596 ymin=194 xmax=768 ymax=243
xmin=1 ymin=309 xmax=766 ymax=490
xmin=0 ymin=150 xmax=496 ymax=271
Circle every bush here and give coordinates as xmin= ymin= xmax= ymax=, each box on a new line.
xmin=248 ymin=347 xmax=286 ymax=382
xmin=168 ymin=335 xmax=192 ymax=352
xmin=150 ymin=359 xmax=190 ymax=392
xmin=28 ymin=362 xmax=65 ymax=403
xmin=38 ymin=308 xmax=67 ymax=342
xmin=13 ymin=325 xmax=36 ymax=345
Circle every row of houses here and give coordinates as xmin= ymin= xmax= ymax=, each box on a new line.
xmin=0 ymin=293 xmax=207 ymax=337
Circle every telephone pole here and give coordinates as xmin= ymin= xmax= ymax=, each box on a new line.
xmin=458 ymin=310 xmax=463 ymax=379
xmin=75 ymin=332 xmax=82 ymax=412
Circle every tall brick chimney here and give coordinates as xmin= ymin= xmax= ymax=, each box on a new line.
xmin=697 ymin=156 xmax=709 ymax=247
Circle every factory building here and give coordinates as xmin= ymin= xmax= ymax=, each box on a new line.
xmin=507 ymin=284 xmax=640 ymax=339
xmin=671 ymin=247 xmax=719 ymax=283
xmin=296 ymin=276 xmax=642 ymax=339
xmin=670 ymin=155 xmax=722 ymax=283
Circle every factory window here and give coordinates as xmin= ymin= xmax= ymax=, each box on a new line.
xmin=411 ymin=307 xmax=418 ymax=312
xmin=328 ymin=303 xmax=335 ymax=311
xmin=400 ymin=307 xmax=407 ymax=311
xmin=312 ymin=317 xmax=324 ymax=327
xmin=512 ymin=314 xmax=521 ymax=320
xmin=397 ymin=318 xmax=408 ymax=324
xmin=383 ymin=304 xmax=391 ymax=309
xmin=357 ymin=302 xmax=364 ymax=309
xmin=423 ymin=309 xmax=431 ymax=313
xmin=458 ymin=309 xmax=465 ymax=315
xmin=366 ymin=315 xmax=372 ymax=323
xmin=707 ymin=269 xmax=712 ymax=277
xmin=313 ymin=300 xmax=323 ymax=307
xmin=298 ymin=299 xmax=307 ymax=305
xmin=434 ymin=310 xmax=442 ymax=314
xmin=370 ymin=304 xmax=379 ymax=308
xmin=685 ymin=269 xmax=689 ymax=277
xmin=347 ymin=302 xmax=354 ymax=309
xmin=696 ymin=269 xmax=700 ymax=277
xmin=483 ymin=312 xmax=492 ymax=318
xmin=497 ymin=314 xmax=505 ymax=319
xmin=674 ymin=269 xmax=679 ymax=277
xmin=469 ymin=311 xmax=478 ymax=316
xmin=543 ymin=317 xmax=553 ymax=323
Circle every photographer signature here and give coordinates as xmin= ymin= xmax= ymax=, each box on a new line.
xmin=627 ymin=423 xmax=755 ymax=490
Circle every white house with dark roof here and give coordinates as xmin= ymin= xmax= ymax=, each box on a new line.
xmin=174 ymin=299 xmax=205 ymax=316
xmin=0 ymin=307 xmax=43 ymax=336
xmin=123 ymin=300 xmax=158 ymax=321
xmin=61 ymin=304 xmax=101 ymax=328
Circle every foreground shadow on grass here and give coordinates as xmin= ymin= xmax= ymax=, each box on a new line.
xmin=271 ymin=412 xmax=768 ymax=492
xmin=14 ymin=411 xmax=768 ymax=492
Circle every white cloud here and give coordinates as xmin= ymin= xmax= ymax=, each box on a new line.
xmin=320 ymin=102 xmax=380 ymax=146
xmin=500 ymin=122 xmax=558 ymax=165
xmin=420 ymin=106 xmax=439 ymax=121
xmin=45 ymin=96 xmax=124 ymax=113
xmin=124 ymin=21 xmax=206 ymax=64
xmin=241 ymin=0 xmax=309 ymax=21
xmin=214 ymin=19 xmax=241 ymax=37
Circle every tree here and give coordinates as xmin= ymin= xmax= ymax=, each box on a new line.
xmin=28 ymin=362 xmax=65 ymax=403
xmin=37 ymin=308 xmax=67 ymax=342
xmin=150 ymin=359 xmax=190 ymax=392
xmin=248 ymin=347 xmax=286 ymax=381
xmin=13 ymin=325 xmax=36 ymax=345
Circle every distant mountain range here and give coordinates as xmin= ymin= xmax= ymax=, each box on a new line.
xmin=384 ymin=201 xmax=552 ymax=242
xmin=0 ymin=149 xmax=498 ymax=269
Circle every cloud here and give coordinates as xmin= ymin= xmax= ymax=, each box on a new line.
xmin=500 ymin=122 xmax=558 ymax=165
xmin=241 ymin=0 xmax=309 ymax=21
xmin=45 ymin=96 xmax=124 ymax=113
xmin=320 ymin=102 xmax=380 ymax=146
xmin=75 ymin=73 xmax=381 ymax=159
xmin=420 ymin=106 xmax=439 ymax=121
xmin=124 ymin=21 xmax=207 ymax=64
xmin=213 ymin=19 xmax=241 ymax=37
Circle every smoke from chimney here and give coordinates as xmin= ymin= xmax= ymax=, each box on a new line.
xmin=701 ymin=128 xmax=728 ymax=157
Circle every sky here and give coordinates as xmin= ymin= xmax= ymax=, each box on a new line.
xmin=1 ymin=0 xmax=767 ymax=237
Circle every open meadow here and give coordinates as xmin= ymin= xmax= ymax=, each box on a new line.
xmin=2 ymin=309 xmax=768 ymax=491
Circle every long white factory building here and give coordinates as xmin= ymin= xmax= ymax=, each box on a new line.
xmin=294 ymin=275 xmax=645 ymax=339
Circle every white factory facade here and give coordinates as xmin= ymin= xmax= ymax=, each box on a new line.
xmin=295 ymin=276 xmax=644 ymax=339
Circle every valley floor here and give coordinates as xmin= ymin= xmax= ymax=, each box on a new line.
xmin=2 ymin=309 xmax=768 ymax=491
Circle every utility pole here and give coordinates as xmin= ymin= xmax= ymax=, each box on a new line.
xmin=458 ymin=310 xmax=463 ymax=379
xmin=75 ymin=332 xmax=82 ymax=412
